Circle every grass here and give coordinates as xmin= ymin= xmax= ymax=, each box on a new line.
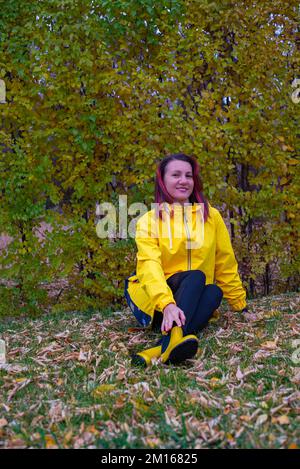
xmin=0 ymin=292 xmax=299 ymax=449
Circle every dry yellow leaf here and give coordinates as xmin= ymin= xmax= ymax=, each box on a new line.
xmin=92 ymin=384 xmax=116 ymax=397
xmin=86 ymin=425 xmax=98 ymax=434
xmin=240 ymin=415 xmax=251 ymax=422
xmin=282 ymin=145 xmax=295 ymax=152
xmin=210 ymin=377 xmax=221 ymax=388
xmin=209 ymin=310 xmax=220 ymax=323
xmin=15 ymin=377 xmax=27 ymax=383
xmin=210 ymin=377 xmax=220 ymax=383
xmin=45 ymin=434 xmax=58 ymax=449
xmin=276 ymin=415 xmax=290 ymax=425
xmin=63 ymin=430 xmax=73 ymax=445
xmin=144 ymin=437 xmax=162 ymax=448
xmin=115 ymin=395 xmax=126 ymax=408
xmin=261 ymin=339 xmax=278 ymax=350
xmin=133 ymin=400 xmax=150 ymax=412
xmin=287 ymin=158 xmax=298 ymax=165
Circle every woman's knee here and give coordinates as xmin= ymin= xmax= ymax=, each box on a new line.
xmin=205 ymin=284 xmax=223 ymax=304
xmin=187 ymin=269 xmax=206 ymax=285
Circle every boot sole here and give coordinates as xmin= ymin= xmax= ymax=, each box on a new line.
xmin=164 ymin=338 xmax=198 ymax=365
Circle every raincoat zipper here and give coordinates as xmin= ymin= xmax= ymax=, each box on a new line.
xmin=183 ymin=212 xmax=191 ymax=270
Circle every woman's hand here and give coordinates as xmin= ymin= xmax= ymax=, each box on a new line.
xmin=161 ymin=303 xmax=186 ymax=333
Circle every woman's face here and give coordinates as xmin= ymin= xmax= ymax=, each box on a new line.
xmin=163 ymin=160 xmax=194 ymax=204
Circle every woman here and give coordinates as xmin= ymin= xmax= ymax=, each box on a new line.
xmin=124 ymin=153 xmax=248 ymax=366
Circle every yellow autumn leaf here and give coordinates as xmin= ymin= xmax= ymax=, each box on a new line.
xmin=287 ymin=158 xmax=298 ymax=165
xmin=261 ymin=340 xmax=278 ymax=350
xmin=92 ymin=384 xmax=116 ymax=397
xmin=282 ymin=144 xmax=295 ymax=152
xmin=276 ymin=415 xmax=290 ymax=425
xmin=144 ymin=437 xmax=162 ymax=448
xmin=280 ymin=177 xmax=288 ymax=185
xmin=45 ymin=435 xmax=57 ymax=449
xmin=209 ymin=310 xmax=220 ymax=323
xmin=210 ymin=377 xmax=220 ymax=383
xmin=63 ymin=430 xmax=73 ymax=445
xmin=210 ymin=377 xmax=221 ymax=388
xmin=132 ymin=399 xmax=151 ymax=412
xmin=240 ymin=415 xmax=251 ymax=422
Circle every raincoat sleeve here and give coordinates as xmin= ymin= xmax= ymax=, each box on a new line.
xmin=135 ymin=212 xmax=175 ymax=312
xmin=214 ymin=210 xmax=247 ymax=311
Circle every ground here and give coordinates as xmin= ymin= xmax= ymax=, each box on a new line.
xmin=0 ymin=292 xmax=299 ymax=449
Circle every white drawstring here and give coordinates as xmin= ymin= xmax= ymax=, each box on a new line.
xmin=163 ymin=203 xmax=173 ymax=250
xmin=167 ymin=213 xmax=173 ymax=250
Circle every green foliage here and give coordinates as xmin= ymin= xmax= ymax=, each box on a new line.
xmin=0 ymin=0 xmax=299 ymax=316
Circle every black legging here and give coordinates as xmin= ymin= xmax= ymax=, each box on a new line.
xmin=152 ymin=270 xmax=223 ymax=336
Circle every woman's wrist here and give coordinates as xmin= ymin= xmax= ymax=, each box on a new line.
xmin=163 ymin=302 xmax=176 ymax=313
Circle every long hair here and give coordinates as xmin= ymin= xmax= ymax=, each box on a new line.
xmin=155 ymin=153 xmax=210 ymax=222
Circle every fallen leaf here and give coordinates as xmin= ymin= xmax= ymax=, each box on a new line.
xmin=133 ymin=399 xmax=151 ymax=413
xmin=0 ymin=364 xmax=27 ymax=373
xmin=115 ymin=395 xmax=127 ymax=409
xmin=276 ymin=415 xmax=290 ymax=425
xmin=49 ymin=400 xmax=67 ymax=423
xmin=6 ymin=438 xmax=26 ymax=449
xmin=78 ymin=349 xmax=87 ymax=361
xmin=0 ymin=418 xmax=8 ymax=428
xmin=45 ymin=434 xmax=58 ymax=449
xmin=92 ymin=384 xmax=116 ymax=397
xmin=224 ymin=405 xmax=231 ymax=415
xmin=226 ymin=433 xmax=235 ymax=442
xmin=63 ymin=430 xmax=73 ymax=446
xmin=144 ymin=436 xmax=162 ymax=448
xmin=253 ymin=349 xmax=274 ymax=361
xmin=210 ymin=377 xmax=220 ymax=388
xmin=240 ymin=415 xmax=251 ymax=422
xmin=15 ymin=377 xmax=28 ymax=383
xmin=261 ymin=337 xmax=279 ymax=350
xmin=290 ymin=368 xmax=300 ymax=385
xmin=255 ymin=414 xmax=268 ymax=426
xmin=236 ymin=366 xmax=244 ymax=380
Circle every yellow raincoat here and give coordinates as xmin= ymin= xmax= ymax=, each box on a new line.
xmin=125 ymin=202 xmax=247 ymax=327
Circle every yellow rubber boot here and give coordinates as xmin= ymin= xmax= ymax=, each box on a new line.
xmin=131 ymin=345 xmax=162 ymax=367
xmin=160 ymin=326 xmax=198 ymax=365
